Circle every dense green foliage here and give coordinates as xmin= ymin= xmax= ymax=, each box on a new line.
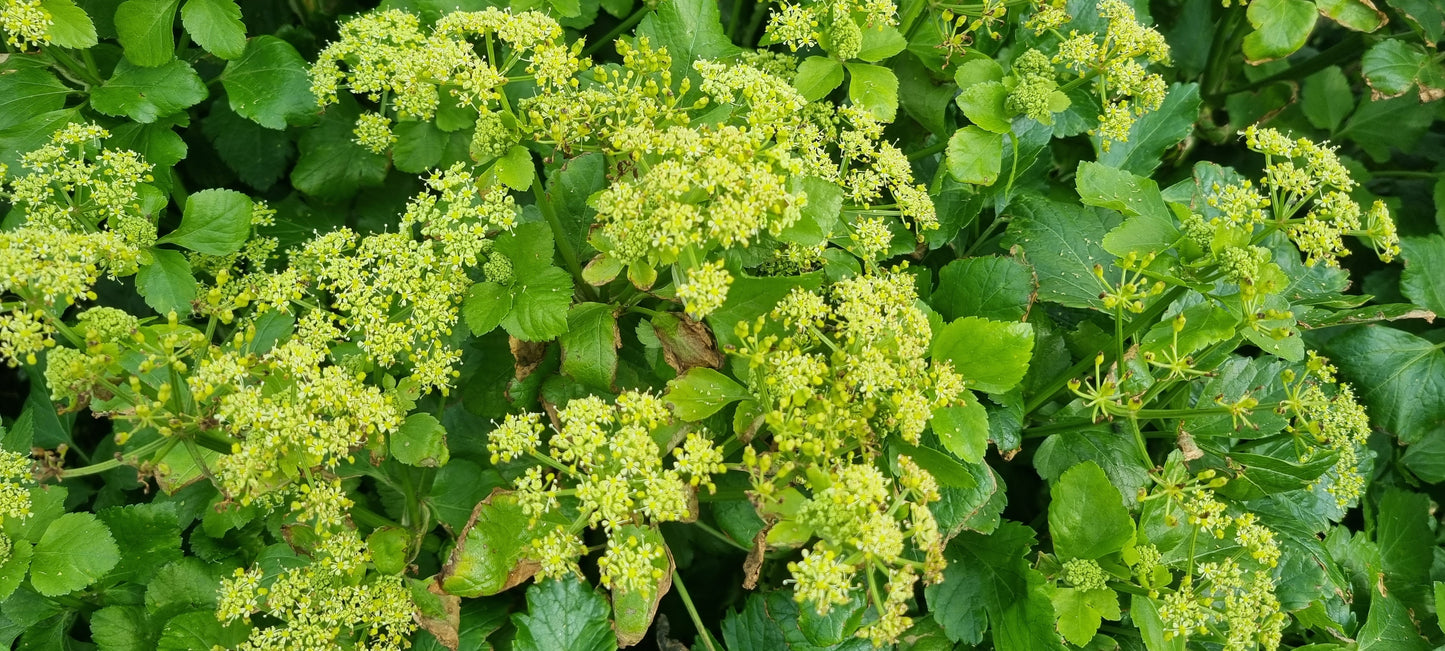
xmin=0 ymin=0 xmax=1443 ymax=648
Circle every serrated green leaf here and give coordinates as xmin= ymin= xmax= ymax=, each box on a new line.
xmin=857 ymin=25 xmax=907 ymax=61
xmin=932 ymin=256 xmax=1034 ymax=322
xmin=845 ymin=62 xmax=899 ymax=121
xmin=1363 ymin=39 xmax=1433 ymax=98
xmin=30 ymin=513 xmax=120 ymax=596
xmin=1401 ymin=235 xmax=1445 ymax=314
xmin=1242 ymin=0 xmax=1317 ymax=62
xmin=666 ymin=367 xmax=750 ymax=420
xmin=1003 ymin=195 xmax=1119 ymax=310
xmin=946 ymin=126 xmax=1003 ymax=186
xmin=180 ymin=0 xmax=246 ymax=59
xmin=158 ymin=189 xmax=252 ymax=255
xmin=957 ymin=81 xmax=1011 ymax=134
xmin=634 ymin=0 xmax=740 ymax=78
xmin=933 ymin=316 xmax=1034 ymax=394
xmin=1317 ymin=0 xmax=1387 ymax=31
xmin=1385 ymin=0 xmax=1444 ymax=42
xmin=115 ymin=0 xmax=178 ymax=66
xmin=1317 ymin=325 xmax=1445 ymax=445
xmin=0 ymin=57 xmax=71 ymax=132
xmin=155 ymin=610 xmax=251 ymax=650
xmin=392 ymin=412 xmax=449 ymax=467
xmin=501 ymin=266 xmax=573 ymax=341
xmin=463 ymin=282 xmax=512 ymax=336
xmin=512 ymin=577 xmax=617 ymax=651
xmin=1378 ymin=489 xmax=1433 ymax=620
xmin=1049 ymin=462 xmax=1134 ymax=560
xmin=290 ymin=96 xmax=389 ymax=200
xmin=136 ymin=249 xmax=197 ymax=316
xmin=1051 ymin=587 xmax=1120 ymax=646
xmin=0 ymin=539 xmax=32 ymax=600
xmin=90 ymin=605 xmax=154 ymax=651
xmin=494 ymin=221 xmax=556 ymax=276
xmin=1301 ymin=66 xmax=1354 ymax=132
xmin=932 ymin=395 xmax=990 ymax=463
xmin=794 ymin=56 xmax=845 ymax=102
xmin=96 ymin=503 xmax=181 ymax=584
xmin=220 ymin=35 xmax=318 ymax=129
xmin=442 ymin=491 xmax=550 ymax=597
xmin=495 ymin=145 xmax=534 ymax=191
xmin=92 ymin=58 xmax=207 ymax=123
xmin=202 ymin=100 xmax=293 ymax=191
xmin=560 ymin=302 xmax=618 ymax=392
xmin=924 ymin=521 xmax=1037 ymax=644
xmin=41 ymin=0 xmax=97 ymax=48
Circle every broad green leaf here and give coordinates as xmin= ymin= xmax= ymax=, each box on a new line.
xmin=547 ymin=152 xmax=605 ymax=263
xmin=946 ymin=126 xmax=1003 ymax=186
xmin=367 ymin=527 xmax=411 ymax=576
xmin=0 ymin=58 xmax=71 ymax=131
xmin=783 ymin=176 xmax=845 ymax=245
xmin=428 ymin=461 xmax=503 ymax=533
xmin=180 ymin=0 xmax=246 ymax=59
xmin=221 ymin=36 xmax=318 ymax=129
xmin=114 ymin=0 xmax=179 ymax=66
xmin=1242 ymin=0 xmax=1317 ymax=62
xmin=1385 ymin=0 xmax=1444 ymax=42
xmin=0 ymin=107 xmax=80 ymax=174
xmin=993 ymin=569 xmax=1067 ymax=651
xmin=1317 ymin=326 xmax=1445 ymax=445
xmin=90 ymin=605 xmax=154 ymax=650
xmin=0 ymin=539 xmax=32 ymax=600
xmin=932 ymin=317 xmax=1034 ymax=394
xmin=1003 ymin=195 xmax=1119 ymax=310
xmin=290 ymin=96 xmax=389 ymax=200
xmin=96 ymin=503 xmax=181 ymax=584
xmin=1035 ymin=427 xmax=1150 ymax=508
xmin=1050 ymin=587 xmax=1120 ymax=646
xmin=893 ymin=438 xmax=980 ymax=489
xmin=501 ymin=267 xmax=573 ymax=341
xmin=202 ymin=100 xmax=294 ymax=191
xmin=92 ymin=59 xmax=208 ymax=123
xmin=560 ymin=303 xmax=619 ymax=391
xmin=442 ymin=491 xmax=553 ymax=597
xmin=1400 ymin=235 xmax=1445 ymax=314
xmin=1049 ymin=461 xmax=1134 ymax=560
xmin=856 ymin=25 xmax=907 ymax=61
xmin=634 ymin=0 xmax=740 ymax=78
xmin=1096 ymin=83 xmax=1200 ymax=175
xmin=30 ymin=512 xmax=120 ymax=596
xmin=1076 ymin=161 xmax=1170 ymax=220
xmin=1139 ymin=302 xmax=1236 ymax=358
xmin=158 ymin=189 xmax=252 ymax=255
xmin=932 ymin=396 xmax=990 ymax=463
xmin=463 ymin=282 xmax=512 ymax=336
xmin=794 ymin=56 xmax=845 ymax=102
xmin=722 ymin=590 xmax=872 ymax=651
xmin=953 ymin=57 xmax=1003 ymax=86
xmin=1377 ymin=489 xmax=1433 ymax=620
xmin=1340 ymin=94 xmax=1435 ymax=161
xmin=1301 ymin=66 xmax=1354 ymax=132
xmin=924 ymin=520 xmax=1037 ymax=644
xmin=1362 ymin=39 xmax=1435 ymax=98
xmin=392 ymin=413 xmax=449 ymax=467
xmin=145 ymin=558 xmax=227 ymax=623
xmin=495 ymin=144 xmax=534 ymax=192
xmin=609 ymin=525 xmax=672 ymax=646
xmin=512 ymin=577 xmax=617 ymax=651
xmin=1206 ymin=447 xmax=1338 ymax=501
xmin=666 ymin=367 xmax=750 ymax=420
xmin=494 ymin=221 xmax=557 ymax=276
xmin=1316 ymin=0 xmax=1387 ymax=31
xmin=1357 ymin=592 xmax=1431 ymax=650
xmin=392 ymin=120 xmax=448 ymax=173
xmin=932 ymin=257 xmax=1034 ymax=322
xmin=957 ymin=81 xmax=1011 ymax=134
xmin=156 ymin=610 xmax=251 ymax=650
xmin=895 ymin=51 xmax=955 ymax=136
xmin=40 ymin=0 xmax=98 ymax=48
xmin=845 ymin=62 xmax=899 ymax=121
xmin=109 ymin=119 xmax=189 ymax=169
xmin=136 ymin=249 xmax=197 ymax=316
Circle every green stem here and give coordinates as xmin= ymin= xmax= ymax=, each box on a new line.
xmin=907 ymin=140 xmax=948 ymax=161
xmin=531 ymin=166 xmax=599 ymax=302
xmin=1370 ymin=170 xmax=1441 ymax=180
xmin=693 ymin=520 xmax=751 ymax=552
xmin=741 ymin=0 xmax=769 ymax=47
xmin=673 ymin=570 xmax=719 ymax=651
xmin=1201 ymin=6 xmax=1247 ymax=98
xmin=56 ymin=437 xmax=169 ymax=478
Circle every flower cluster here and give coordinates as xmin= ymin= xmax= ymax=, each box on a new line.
xmin=1278 ymin=354 xmax=1372 ymax=508
xmin=731 ymin=270 xmax=961 ymax=645
xmin=1047 ymin=0 xmax=1171 ymax=150
xmin=490 ymin=391 xmax=725 ymax=595
xmin=0 ymin=0 xmax=50 ymax=49
xmin=0 ymin=451 xmax=33 ymax=521
xmin=765 ymin=0 xmax=897 ymax=57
